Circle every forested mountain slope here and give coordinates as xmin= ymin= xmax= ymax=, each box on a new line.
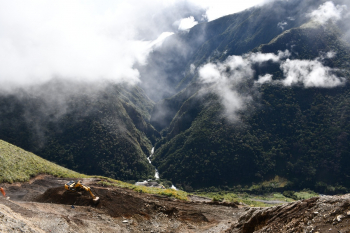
xmin=149 ymin=0 xmax=325 ymax=130
xmin=152 ymin=7 xmax=350 ymax=192
xmin=0 ymin=81 xmax=158 ymax=180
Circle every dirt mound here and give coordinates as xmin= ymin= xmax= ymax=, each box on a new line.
xmin=34 ymin=185 xmax=231 ymax=223
xmin=35 ymin=186 xmax=152 ymax=217
xmin=34 ymin=187 xmax=95 ymax=206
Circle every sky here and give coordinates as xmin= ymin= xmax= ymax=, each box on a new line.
xmin=0 ymin=0 xmax=273 ymax=92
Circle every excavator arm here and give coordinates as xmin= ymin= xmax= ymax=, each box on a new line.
xmin=79 ymin=183 xmax=97 ymax=200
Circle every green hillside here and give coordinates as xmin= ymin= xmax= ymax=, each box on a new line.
xmin=0 ymin=140 xmax=86 ymax=183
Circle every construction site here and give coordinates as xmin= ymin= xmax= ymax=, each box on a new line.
xmin=0 ymin=175 xmax=246 ymax=232
xmin=2 ymin=175 xmax=350 ymax=232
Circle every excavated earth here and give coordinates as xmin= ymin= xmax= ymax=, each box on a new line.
xmin=1 ymin=175 xmax=350 ymax=232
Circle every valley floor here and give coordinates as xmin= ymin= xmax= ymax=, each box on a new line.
xmin=1 ymin=176 xmax=350 ymax=232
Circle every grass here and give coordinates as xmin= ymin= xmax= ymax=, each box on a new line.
xmin=94 ymin=175 xmax=319 ymax=204
xmin=0 ymin=140 xmax=87 ymax=183
xmin=294 ymin=191 xmax=319 ymax=200
xmin=97 ymin=178 xmax=189 ymax=201
xmin=248 ymin=176 xmax=290 ymax=191
xmin=193 ymin=190 xmax=317 ymax=207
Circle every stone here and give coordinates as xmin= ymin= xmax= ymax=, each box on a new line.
xmin=337 ymin=215 xmax=344 ymax=222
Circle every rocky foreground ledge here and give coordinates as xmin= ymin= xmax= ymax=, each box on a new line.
xmin=227 ymin=194 xmax=350 ymax=233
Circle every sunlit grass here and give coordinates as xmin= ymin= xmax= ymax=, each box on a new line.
xmin=295 ymin=191 xmax=319 ymax=200
xmin=0 ymin=140 xmax=87 ymax=183
xmin=249 ymin=176 xmax=290 ymax=191
xmin=194 ymin=191 xmax=298 ymax=207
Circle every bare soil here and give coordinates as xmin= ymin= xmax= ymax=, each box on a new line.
xmin=2 ymin=176 xmax=350 ymax=232
xmin=0 ymin=175 xmax=245 ymax=232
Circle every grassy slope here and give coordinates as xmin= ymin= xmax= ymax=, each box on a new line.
xmin=0 ymin=140 xmax=86 ymax=183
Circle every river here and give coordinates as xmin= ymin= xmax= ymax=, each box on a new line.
xmin=145 ymin=147 xmax=176 ymax=189
xmin=147 ymin=147 xmax=159 ymax=180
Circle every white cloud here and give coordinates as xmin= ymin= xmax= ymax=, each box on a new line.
xmin=247 ymin=50 xmax=344 ymax=88
xmin=277 ymin=21 xmax=288 ymax=30
xmin=190 ymin=64 xmax=196 ymax=74
xmin=178 ymin=16 xmax=198 ymax=31
xmin=309 ymin=1 xmax=348 ymax=24
xmin=199 ymin=63 xmax=222 ymax=84
xmin=199 ymin=51 xmax=288 ymax=120
xmin=199 ymin=50 xmax=345 ymax=120
xmin=280 ymin=59 xmax=345 ymax=88
xmin=256 ymin=74 xmax=273 ymax=84
xmin=198 ymin=53 xmax=258 ymax=120
xmin=150 ymin=32 xmax=175 ymax=48
xmin=0 ymin=0 xmax=161 ymax=90
xmin=198 ymin=59 xmax=251 ymax=121
xmin=0 ymin=0 xmax=277 ymax=92
xmin=326 ymin=51 xmax=336 ymax=59
xmin=0 ymin=0 xmax=188 ymax=92
xmin=247 ymin=50 xmax=290 ymax=63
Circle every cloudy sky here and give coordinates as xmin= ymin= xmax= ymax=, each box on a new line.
xmin=0 ymin=0 xmax=272 ymax=91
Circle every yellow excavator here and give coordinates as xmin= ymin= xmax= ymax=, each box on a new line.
xmin=64 ymin=180 xmax=100 ymax=203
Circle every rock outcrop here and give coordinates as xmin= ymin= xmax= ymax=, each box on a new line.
xmin=228 ymin=194 xmax=350 ymax=233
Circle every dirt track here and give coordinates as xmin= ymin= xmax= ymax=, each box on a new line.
xmin=0 ymin=175 xmax=246 ymax=232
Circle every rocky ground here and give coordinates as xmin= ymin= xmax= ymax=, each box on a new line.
xmin=227 ymin=195 xmax=350 ymax=233
xmin=1 ymin=176 xmax=350 ymax=232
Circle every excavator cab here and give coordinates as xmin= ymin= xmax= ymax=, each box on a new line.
xmin=65 ymin=180 xmax=77 ymax=191
xmin=64 ymin=180 xmax=100 ymax=203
